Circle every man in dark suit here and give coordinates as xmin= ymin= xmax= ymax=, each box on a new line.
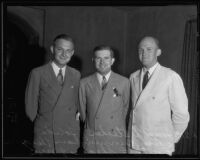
xmin=79 ymin=45 xmax=130 ymax=153
xmin=25 ymin=34 xmax=80 ymax=153
xmin=128 ymin=36 xmax=189 ymax=155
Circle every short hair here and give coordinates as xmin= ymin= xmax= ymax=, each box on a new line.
xmin=140 ymin=36 xmax=160 ymax=49
xmin=93 ymin=45 xmax=114 ymax=58
xmin=53 ymin=34 xmax=75 ymax=47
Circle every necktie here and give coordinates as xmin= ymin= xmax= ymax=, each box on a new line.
xmin=142 ymin=71 xmax=149 ymax=90
xmin=101 ymin=76 xmax=107 ymax=90
xmin=57 ymin=68 xmax=63 ymax=86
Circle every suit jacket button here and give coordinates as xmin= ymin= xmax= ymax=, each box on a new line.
xmin=110 ymin=116 xmax=113 ymax=119
xmin=68 ymin=108 xmax=71 ymax=111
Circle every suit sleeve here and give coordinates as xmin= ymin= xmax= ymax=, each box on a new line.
xmin=25 ymin=69 xmax=40 ymax=122
xmin=122 ymin=79 xmax=131 ymax=149
xmin=79 ymin=81 xmax=86 ymax=122
xmin=169 ymin=72 xmax=190 ymax=143
xmin=75 ymin=72 xmax=81 ymax=116
xmin=122 ymin=80 xmax=131 ymax=120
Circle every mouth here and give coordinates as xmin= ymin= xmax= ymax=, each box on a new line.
xmin=99 ymin=64 xmax=107 ymax=69
xmin=142 ymin=57 xmax=149 ymax=60
xmin=60 ymin=56 xmax=69 ymax=60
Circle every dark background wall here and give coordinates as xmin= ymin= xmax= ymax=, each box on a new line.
xmin=36 ymin=5 xmax=197 ymax=77
xmin=124 ymin=6 xmax=197 ymax=76
xmin=43 ymin=6 xmax=126 ymax=77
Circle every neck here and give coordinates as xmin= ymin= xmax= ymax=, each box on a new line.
xmin=98 ymin=70 xmax=111 ymax=76
xmin=53 ymin=61 xmax=66 ymax=68
xmin=144 ymin=62 xmax=157 ymax=70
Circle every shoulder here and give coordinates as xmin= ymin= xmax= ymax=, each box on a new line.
xmin=67 ymin=66 xmax=81 ymax=78
xmin=158 ymin=65 xmax=184 ymax=85
xmin=80 ymin=74 xmax=95 ymax=84
xmin=113 ymin=72 xmax=129 ymax=82
xmin=30 ymin=63 xmax=49 ymax=75
xmin=129 ymin=69 xmax=140 ymax=79
xmin=160 ymin=65 xmax=181 ymax=78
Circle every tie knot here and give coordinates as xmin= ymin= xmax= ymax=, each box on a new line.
xmin=102 ymin=76 xmax=106 ymax=81
xmin=59 ymin=68 xmax=62 ymax=74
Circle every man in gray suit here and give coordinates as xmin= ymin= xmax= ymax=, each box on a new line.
xmin=79 ymin=45 xmax=130 ymax=153
xmin=25 ymin=34 xmax=80 ymax=153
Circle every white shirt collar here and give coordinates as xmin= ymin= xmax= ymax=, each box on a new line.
xmin=51 ymin=61 xmax=66 ymax=78
xmin=96 ymin=71 xmax=112 ymax=85
xmin=142 ymin=62 xmax=159 ymax=78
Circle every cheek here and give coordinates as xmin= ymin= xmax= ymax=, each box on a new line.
xmin=139 ymin=54 xmax=142 ymax=59
xmin=55 ymin=52 xmax=61 ymax=57
xmin=95 ymin=62 xmax=100 ymax=67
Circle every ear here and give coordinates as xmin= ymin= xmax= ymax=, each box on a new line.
xmin=50 ymin=45 xmax=54 ymax=54
xmin=156 ymin=49 xmax=162 ymax=57
xmin=111 ymin=58 xmax=115 ymax=65
xmin=71 ymin=50 xmax=74 ymax=56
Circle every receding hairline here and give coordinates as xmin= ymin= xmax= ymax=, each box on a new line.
xmin=53 ymin=34 xmax=75 ymax=47
xmin=139 ymin=36 xmax=160 ymax=48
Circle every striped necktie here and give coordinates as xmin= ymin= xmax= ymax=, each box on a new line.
xmin=101 ymin=76 xmax=107 ymax=90
xmin=57 ymin=68 xmax=63 ymax=86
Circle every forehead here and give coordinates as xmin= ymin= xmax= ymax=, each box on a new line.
xmin=139 ymin=38 xmax=157 ymax=48
xmin=54 ymin=39 xmax=74 ymax=48
xmin=95 ymin=49 xmax=111 ymax=57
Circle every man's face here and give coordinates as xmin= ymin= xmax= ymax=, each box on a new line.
xmin=138 ymin=37 xmax=161 ymax=69
xmin=94 ymin=49 xmax=115 ymax=75
xmin=51 ymin=39 xmax=74 ymax=67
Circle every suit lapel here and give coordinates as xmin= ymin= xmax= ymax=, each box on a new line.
xmin=131 ymin=70 xmax=142 ymax=106
xmin=62 ymin=65 xmax=73 ymax=89
xmin=43 ymin=62 xmax=63 ymax=95
xmin=90 ymin=74 xmax=104 ymax=117
xmin=136 ymin=64 xmax=161 ymax=107
xmin=94 ymin=72 xmax=118 ymax=115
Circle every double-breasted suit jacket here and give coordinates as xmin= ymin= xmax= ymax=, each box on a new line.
xmin=79 ymin=71 xmax=130 ymax=153
xmin=25 ymin=62 xmax=80 ymax=153
xmin=128 ymin=63 xmax=189 ymax=155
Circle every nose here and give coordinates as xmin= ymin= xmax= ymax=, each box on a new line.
xmin=61 ymin=50 xmax=69 ymax=56
xmin=99 ymin=58 xmax=105 ymax=64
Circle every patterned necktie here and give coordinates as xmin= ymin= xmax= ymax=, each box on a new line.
xmin=142 ymin=71 xmax=149 ymax=90
xmin=101 ymin=76 xmax=107 ymax=90
xmin=57 ymin=68 xmax=63 ymax=86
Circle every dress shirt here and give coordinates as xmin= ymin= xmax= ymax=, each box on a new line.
xmin=96 ymin=71 xmax=111 ymax=86
xmin=51 ymin=61 xmax=66 ymax=80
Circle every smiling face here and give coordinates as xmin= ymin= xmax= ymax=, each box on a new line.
xmin=50 ymin=38 xmax=74 ymax=68
xmin=94 ymin=49 xmax=115 ymax=75
xmin=138 ymin=37 xmax=161 ymax=69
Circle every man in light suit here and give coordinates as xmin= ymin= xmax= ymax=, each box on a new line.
xmin=128 ymin=36 xmax=190 ymax=155
xmin=25 ymin=34 xmax=80 ymax=153
xmin=79 ymin=45 xmax=130 ymax=153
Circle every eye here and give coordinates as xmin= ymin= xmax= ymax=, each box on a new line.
xmin=95 ymin=57 xmax=101 ymax=61
xmin=147 ymin=48 xmax=152 ymax=51
xmin=65 ymin=49 xmax=73 ymax=53
xmin=104 ymin=57 xmax=110 ymax=60
xmin=56 ymin=47 xmax=62 ymax=51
